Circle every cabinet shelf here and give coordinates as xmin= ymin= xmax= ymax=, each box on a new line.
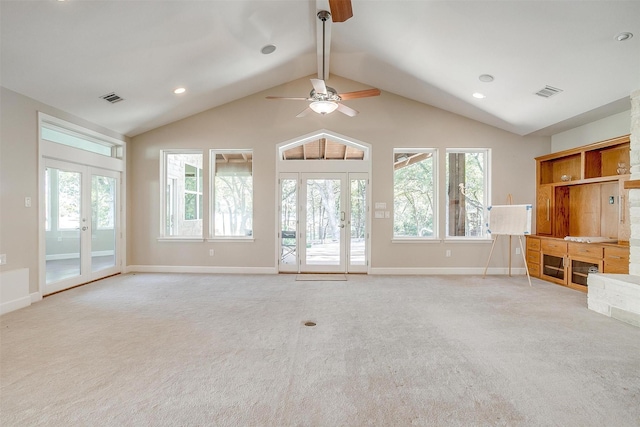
xmin=535 ymin=135 xmax=630 ymax=241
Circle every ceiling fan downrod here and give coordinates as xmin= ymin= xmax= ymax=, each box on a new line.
xmin=317 ymin=10 xmax=331 ymax=81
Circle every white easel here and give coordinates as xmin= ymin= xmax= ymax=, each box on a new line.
xmin=482 ymin=195 xmax=532 ymax=286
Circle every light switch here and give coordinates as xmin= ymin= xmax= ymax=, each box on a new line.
xmin=25 ymin=197 xmax=31 ymax=208
xmin=0 ymin=254 xmax=6 ymax=265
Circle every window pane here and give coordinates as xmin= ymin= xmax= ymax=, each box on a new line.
xmin=42 ymin=126 xmax=114 ymax=157
xmin=163 ymin=152 xmax=203 ymax=237
xmin=184 ymin=164 xmax=197 ymax=192
xmin=446 ymin=150 xmax=488 ymax=238
xmin=213 ymin=151 xmax=253 ymax=237
xmin=393 ymin=151 xmax=435 ymax=238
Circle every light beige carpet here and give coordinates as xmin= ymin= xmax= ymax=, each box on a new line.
xmin=2 ymin=273 xmax=640 ymax=426
xmin=295 ymin=273 xmax=347 ymax=281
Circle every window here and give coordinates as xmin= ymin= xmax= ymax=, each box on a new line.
xmin=211 ymin=150 xmax=253 ymax=238
xmin=446 ymin=149 xmax=490 ymax=239
xmin=41 ymin=122 xmax=121 ymax=158
xmin=393 ymin=149 xmax=437 ymax=238
xmin=184 ymin=164 xmax=203 ymax=221
xmin=161 ymin=150 xmax=203 ymax=238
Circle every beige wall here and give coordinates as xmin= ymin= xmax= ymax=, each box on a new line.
xmin=129 ymin=75 xmax=551 ymax=271
xmin=551 ymin=110 xmax=631 ymax=152
xmin=0 ymin=87 xmax=127 ymax=294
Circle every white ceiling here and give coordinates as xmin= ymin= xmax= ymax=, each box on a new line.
xmin=1 ymin=0 xmax=639 ymax=138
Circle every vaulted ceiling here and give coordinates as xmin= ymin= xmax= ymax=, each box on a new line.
xmin=1 ymin=0 xmax=638 ymax=138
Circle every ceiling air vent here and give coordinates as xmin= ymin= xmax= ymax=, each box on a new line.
xmin=535 ymin=85 xmax=563 ymax=98
xmin=100 ymin=92 xmax=125 ymax=104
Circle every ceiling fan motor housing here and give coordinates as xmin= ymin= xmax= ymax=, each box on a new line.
xmin=310 ymin=87 xmax=341 ymax=102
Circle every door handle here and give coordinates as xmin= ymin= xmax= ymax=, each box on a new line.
xmin=339 ymin=224 xmax=345 ymax=228
xmin=82 ymin=226 xmax=88 ymax=231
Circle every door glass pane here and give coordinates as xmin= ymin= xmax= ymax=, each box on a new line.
xmin=281 ymin=178 xmax=297 ymax=265
xmin=46 ymin=167 xmax=82 ymax=284
xmin=91 ymin=174 xmax=116 ymax=272
xmin=306 ymin=179 xmax=341 ymax=265
xmin=350 ymin=178 xmax=366 ymax=265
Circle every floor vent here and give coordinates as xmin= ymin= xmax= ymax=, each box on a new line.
xmin=535 ymin=85 xmax=563 ymax=98
xmin=100 ymin=92 xmax=125 ymax=104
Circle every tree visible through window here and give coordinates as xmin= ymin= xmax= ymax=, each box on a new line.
xmin=446 ymin=149 xmax=489 ymax=238
xmin=393 ymin=149 xmax=436 ymax=238
xmin=212 ymin=150 xmax=253 ymax=237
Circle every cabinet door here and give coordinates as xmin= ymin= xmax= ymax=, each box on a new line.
xmin=569 ymin=257 xmax=602 ymax=292
xmin=618 ymin=178 xmax=631 ymax=242
xmin=536 ymin=185 xmax=552 ymax=235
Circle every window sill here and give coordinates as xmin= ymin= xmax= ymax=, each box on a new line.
xmin=207 ymin=237 xmax=255 ymax=243
xmin=157 ymin=237 xmax=204 ymax=243
xmin=444 ymin=238 xmax=492 ymax=243
xmin=392 ymin=238 xmax=441 ymax=244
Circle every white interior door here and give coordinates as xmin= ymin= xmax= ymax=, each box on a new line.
xmin=44 ymin=159 xmax=121 ymax=294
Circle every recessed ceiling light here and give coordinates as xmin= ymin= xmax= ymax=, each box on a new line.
xmin=473 ymin=92 xmax=486 ymax=99
xmin=174 ymin=87 xmax=186 ymax=94
xmin=615 ymin=32 xmax=633 ymax=41
xmin=261 ymin=44 xmax=276 ymax=55
xmin=479 ymin=74 xmax=494 ymax=83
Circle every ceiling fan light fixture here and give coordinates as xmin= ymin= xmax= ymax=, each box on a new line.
xmin=310 ymin=100 xmax=339 ymax=115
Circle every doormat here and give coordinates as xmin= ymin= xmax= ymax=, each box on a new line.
xmin=296 ymin=274 xmax=347 ymax=281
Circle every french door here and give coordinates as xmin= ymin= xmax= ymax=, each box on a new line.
xmin=43 ymin=159 xmax=121 ymax=295
xmin=279 ymin=172 xmax=368 ymax=273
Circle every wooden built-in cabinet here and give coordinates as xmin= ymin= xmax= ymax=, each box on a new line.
xmin=526 ymin=236 xmax=629 ymax=292
xmin=528 ymin=135 xmax=631 ymax=292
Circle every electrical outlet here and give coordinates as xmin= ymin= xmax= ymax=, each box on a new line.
xmin=209 ymin=249 xmax=215 ymax=256
xmin=445 ymin=250 xmax=451 ymax=257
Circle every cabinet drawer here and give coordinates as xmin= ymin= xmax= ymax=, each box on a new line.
xmin=568 ymin=242 xmax=603 ymax=258
xmin=541 ymin=239 xmax=567 ymax=253
xmin=603 ymin=246 xmax=629 ymax=274
xmin=527 ymin=250 xmax=540 ymax=265
xmin=527 ymin=237 xmax=540 ymax=251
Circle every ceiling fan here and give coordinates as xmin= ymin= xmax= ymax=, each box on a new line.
xmin=266 ymin=3 xmax=380 ymax=117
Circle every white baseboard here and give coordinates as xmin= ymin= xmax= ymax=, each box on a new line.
xmin=0 ymin=268 xmax=30 ymax=315
xmin=125 ymin=265 xmax=525 ymax=276
xmin=369 ymin=267 xmax=527 ymax=275
xmin=125 ymin=265 xmax=278 ymax=275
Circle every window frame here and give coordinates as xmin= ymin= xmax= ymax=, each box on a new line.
xmin=209 ymin=149 xmax=254 ymax=241
xmin=445 ymin=148 xmax=491 ymax=241
xmin=392 ymin=148 xmax=439 ymax=241
xmin=159 ymin=149 xmax=204 ymax=241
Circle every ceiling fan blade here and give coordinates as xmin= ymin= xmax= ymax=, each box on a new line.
xmin=296 ymin=107 xmax=313 ymax=118
xmin=310 ymin=78 xmax=328 ymax=95
xmin=265 ymin=96 xmax=308 ymax=101
xmin=338 ymin=88 xmax=381 ymax=100
xmin=329 ymin=0 xmax=353 ymax=23
xmin=336 ymin=103 xmax=358 ymax=117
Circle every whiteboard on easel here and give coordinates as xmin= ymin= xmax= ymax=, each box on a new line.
xmin=486 ymin=204 xmax=532 ymax=236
